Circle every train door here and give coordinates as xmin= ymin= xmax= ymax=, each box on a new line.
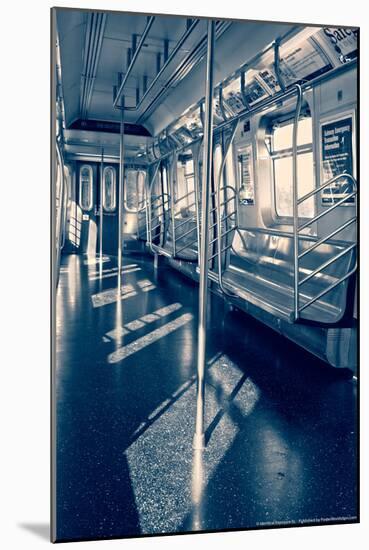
xmin=100 ymin=164 xmax=118 ymax=256
xmin=77 ymin=162 xmax=98 ymax=256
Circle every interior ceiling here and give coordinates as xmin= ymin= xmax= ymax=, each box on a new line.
xmin=56 ymin=9 xmax=296 ymax=138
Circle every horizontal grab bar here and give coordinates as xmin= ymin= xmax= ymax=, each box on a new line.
xmin=297 ymin=173 xmax=357 ymax=205
xmin=174 ymin=215 xmax=196 ymax=230
xmin=298 ymin=266 xmax=357 ymax=313
xmin=175 ymin=225 xmax=197 ymax=241
xmin=208 ymin=243 xmax=233 ymax=261
xmin=174 ymin=190 xmax=195 ymax=204
xmin=209 ymin=226 xmax=235 ymax=246
xmin=298 ymin=191 xmax=357 ymax=231
xmin=175 ymin=240 xmax=198 ymax=255
xmin=298 ymin=217 xmax=356 ymax=259
xmin=298 ymin=243 xmax=356 ymax=287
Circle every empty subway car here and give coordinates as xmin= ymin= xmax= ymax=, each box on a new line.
xmin=54 ymin=15 xmax=358 ymax=371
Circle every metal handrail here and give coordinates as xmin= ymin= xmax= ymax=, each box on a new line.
xmin=168 ymin=143 xmax=202 ymax=260
xmin=131 ymin=20 xmax=199 ymax=112
xmin=151 ymin=194 xmax=170 ymax=205
xmin=293 ymin=140 xmax=357 ymax=319
xmin=174 ymin=213 xmax=197 ymax=231
xmin=299 ymin=190 xmax=356 ymax=231
xmin=298 ymin=243 xmax=356 ymax=287
xmin=209 ymin=211 xmax=235 ymax=230
xmin=208 ymin=242 xmax=233 ymax=262
xmin=175 ymin=236 xmax=199 ymax=255
xmin=147 ymin=161 xmax=162 ymax=253
xmin=146 ymin=60 xmax=357 ymax=168
xmin=113 ymin=17 xmax=155 ymax=109
xmin=213 ymin=121 xmax=239 ymax=295
xmin=209 ymin=195 xmax=236 ymax=213
xmin=292 ymin=84 xmax=303 ymax=320
xmin=174 ymin=189 xmax=195 ymax=205
xmin=298 ymin=266 xmax=357 ymax=313
xmin=209 ymin=225 xmax=235 ymax=246
xmin=150 ymin=193 xmax=170 ymax=218
xmin=175 ymin=224 xmax=197 ymax=242
xmin=168 ymin=152 xmax=177 ymax=256
xmin=191 ymin=141 xmax=202 ymax=263
xmin=298 ymin=217 xmax=356 ymax=259
xmin=237 ymin=226 xmax=354 ymax=248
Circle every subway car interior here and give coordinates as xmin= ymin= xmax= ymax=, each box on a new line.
xmin=53 ymin=8 xmax=358 ymax=542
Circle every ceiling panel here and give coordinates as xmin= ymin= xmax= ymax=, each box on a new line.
xmin=56 ymin=9 xmax=299 ymax=142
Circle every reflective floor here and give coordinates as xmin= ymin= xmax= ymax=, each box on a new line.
xmin=55 ymin=253 xmax=358 ymax=542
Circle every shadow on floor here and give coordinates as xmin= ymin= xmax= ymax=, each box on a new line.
xmin=18 ymin=523 xmax=49 ymax=541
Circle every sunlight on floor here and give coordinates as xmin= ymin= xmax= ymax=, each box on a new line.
xmin=91 ymin=277 xmax=157 ymax=308
xmin=104 ymin=302 xmax=183 ymax=341
xmin=125 ymin=354 xmax=260 ymax=534
xmin=89 ymin=265 xmax=141 ymax=281
xmin=84 ymin=255 xmax=110 ymax=265
xmin=108 ymin=312 xmax=194 ymax=363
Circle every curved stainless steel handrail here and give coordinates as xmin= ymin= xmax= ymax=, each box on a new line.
xmin=147 ymin=162 xmax=172 ymax=254
xmin=292 ymin=84 xmax=303 ymax=320
xmin=295 ymin=173 xmax=357 ymax=316
xmin=146 ymin=162 xmax=161 ymax=253
xmin=215 ymin=121 xmax=239 ymax=296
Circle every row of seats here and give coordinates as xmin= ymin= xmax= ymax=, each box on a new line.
xmin=222 ymin=229 xmax=355 ymax=324
xmin=141 ymin=212 xmax=355 ymax=325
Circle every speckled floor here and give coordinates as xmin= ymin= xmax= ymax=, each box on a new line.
xmin=55 ymin=253 xmax=358 ymax=542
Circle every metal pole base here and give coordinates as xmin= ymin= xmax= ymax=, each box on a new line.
xmin=192 ymin=432 xmax=205 ymax=450
xmin=154 ymin=253 xmax=159 ymax=270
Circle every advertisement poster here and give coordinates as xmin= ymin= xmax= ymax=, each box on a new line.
xmin=321 ymin=116 xmax=355 ymax=205
xmin=279 ymin=38 xmax=332 ymax=86
xmin=317 ymin=27 xmax=358 ymax=64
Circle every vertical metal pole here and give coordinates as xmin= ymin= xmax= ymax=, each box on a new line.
xmin=292 ymin=85 xmax=302 ymax=321
xmin=99 ymin=147 xmax=104 ymax=264
xmin=169 ymin=153 xmax=177 ymax=257
xmin=117 ymin=96 xmax=125 ymax=288
xmin=193 ymin=20 xmax=215 ymax=450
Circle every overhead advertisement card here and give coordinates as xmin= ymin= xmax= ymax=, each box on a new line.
xmin=321 ymin=116 xmax=355 ymax=205
xmin=316 ymin=28 xmax=358 ymax=64
xmin=279 ymin=37 xmax=332 ymax=86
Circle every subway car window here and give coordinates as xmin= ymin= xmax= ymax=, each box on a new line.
xmin=103 ymin=166 xmax=116 ymax=211
xmin=185 ymin=158 xmax=195 ymax=211
xmin=271 ymin=117 xmax=314 ymax=218
xmin=124 ymin=170 xmax=138 ymax=211
xmin=79 ymin=165 xmax=93 ymax=211
xmin=124 ymin=169 xmax=146 ymax=212
xmin=137 ymin=171 xmax=146 ymax=208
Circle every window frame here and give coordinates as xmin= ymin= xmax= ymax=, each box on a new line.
xmin=79 ymin=164 xmax=93 ymax=212
xmin=102 ymin=166 xmax=116 ymax=212
xmin=124 ymin=168 xmax=146 ymax=213
xmin=268 ymin=114 xmax=315 ymax=223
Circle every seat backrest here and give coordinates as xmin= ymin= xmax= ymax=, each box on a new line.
xmin=229 ymin=228 xmax=355 ymax=312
